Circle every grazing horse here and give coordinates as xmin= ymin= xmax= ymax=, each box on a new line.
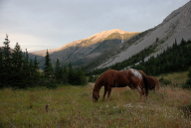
xmin=92 ymin=69 xmax=149 ymax=102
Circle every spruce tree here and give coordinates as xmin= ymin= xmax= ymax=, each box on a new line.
xmin=0 ymin=48 xmax=3 ymax=71
xmin=54 ymin=59 xmax=63 ymax=81
xmin=12 ymin=43 xmax=23 ymax=71
xmin=44 ymin=50 xmax=53 ymax=78
xmin=3 ymin=34 xmax=12 ymax=69
xmin=1 ymin=35 xmax=12 ymax=86
xmin=0 ymin=48 xmax=3 ymax=87
xmin=33 ymin=56 xmax=38 ymax=70
xmin=11 ymin=43 xmax=23 ymax=86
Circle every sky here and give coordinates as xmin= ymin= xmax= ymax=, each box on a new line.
xmin=0 ymin=0 xmax=190 ymax=52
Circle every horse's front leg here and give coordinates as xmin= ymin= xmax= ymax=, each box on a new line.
xmin=102 ymin=86 xmax=107 ymax=101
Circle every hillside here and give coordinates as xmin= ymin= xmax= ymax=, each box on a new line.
xmin=31 ymin=29 xmax=138 ymax=68
xmin=97 ymin=1 xmax=191 ymax=69
xmin=91 ymin=39 xmax=191 ymax=76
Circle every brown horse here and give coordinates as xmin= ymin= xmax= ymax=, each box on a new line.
xmin=139 ymin=70 xmax=160 ymax=91
xmin=92 ymin=69 xmax=149 ymax=102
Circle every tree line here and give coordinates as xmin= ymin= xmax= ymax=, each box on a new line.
xmin=90 ymin=39 xmax=191 ymax=75
xmin=133 ymin=39 xmax=191 ymax=75
xmin=0 ymin=35 xmax=87 ymax=88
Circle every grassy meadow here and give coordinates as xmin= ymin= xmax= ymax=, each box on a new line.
xmin=0 ymin=72 xmax=191 ymax=128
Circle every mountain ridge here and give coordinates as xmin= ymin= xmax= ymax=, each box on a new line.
xmin=31 ymin=29 xmax=139 ymax=68
xmin=96 ymin=1 xmax=191 ymax=69
xmin=32 ymin=29 xmax=138 ymax=57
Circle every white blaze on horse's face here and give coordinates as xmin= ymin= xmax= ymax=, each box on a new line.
xmin=130 ymin=69 xmax=142 ymax=79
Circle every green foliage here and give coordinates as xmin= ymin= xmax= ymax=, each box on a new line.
xmin=0 ymin=36 xmax=41 ymax=88
xmin=44 ymin=50 xmax=53 ymax=78
xmin=183 ymin=67 xmax=191 ymax=89
xmin=188 ymin=67 xmax=191 ymax=79
xmin=88 ymin=75 xmax=98 ymax=82
xmin=42 ymin=56 xmax=87 ymax=86
xmin=135 ymin=39 xmax=191 ymax=75
xmin=68 ymin=65 xmax=87 ymax=85
xmin=159 ymin=77 xmax=172 ymax=86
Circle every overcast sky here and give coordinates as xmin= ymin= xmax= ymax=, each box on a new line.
xmin=0 ymin=0 xmax=190 ymax=51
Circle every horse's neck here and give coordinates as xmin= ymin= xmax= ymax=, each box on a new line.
xmin=94 ymin=82 xmax=103 ymax=92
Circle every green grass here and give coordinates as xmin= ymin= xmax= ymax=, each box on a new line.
xmin=0 ymin=84 xmax=191 ymax=128
xmin=159 ymin=71 xmax=189 ymax=86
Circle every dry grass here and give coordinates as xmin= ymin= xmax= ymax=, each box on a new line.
xmin=0 ymin=72 xmax=190 ymax=128
xmin=0 ymin=84 xmax=191 ymax=128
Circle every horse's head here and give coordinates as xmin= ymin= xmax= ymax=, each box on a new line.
xmin=92 ymin=90 xmax=100 ymax=102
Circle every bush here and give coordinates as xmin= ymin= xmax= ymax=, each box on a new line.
xmin=183 ymin=67 xmax=191 ymax=89
xmin=159 ymin=77 xmax=172 ymax=86
xmin=88 ymin=75 xmax=98 ymax=82
xmin=182 ymin=79 xmax=191 ymax=89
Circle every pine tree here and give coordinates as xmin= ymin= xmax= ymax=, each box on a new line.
xmin=33 ymin=56 xmax=38 ymax=70
xmin=44 ymin=50 xmax=53 ymax=78
xmin=1 ymin=35 xmax=12 ymax=86
xmin=54 ymin=59 xmax=63 ymax=81
xmin=0 ymin=47 xmax=3 ymax=71
xmin=62 ymin=65 xmax=68 ymax=83
xmin=0 ymin=47 xmax=3 ymax=87
xmin=12 ymin=43 xmax=23 ymax=71
xmin=3 ymin=34 xmax=12 ymax=69
xmin=11 ymin=43 xmax=24 ymax=87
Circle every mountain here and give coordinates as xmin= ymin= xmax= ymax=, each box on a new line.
xmin=96 ymin=1 xmax=191 ymax=69
xmin=31 ymin=1 xmax=191 ymax=70
xmin=32 ymin=29 xmax=138 ymax=68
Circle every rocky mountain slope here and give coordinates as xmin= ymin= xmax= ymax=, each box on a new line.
xmin=32 ymin=29 xmax=138 ymax=67
xmin=97 ymin=1 xmax=191 ymax=69
xmin=31 ymin=1 xmax=191 ymax=70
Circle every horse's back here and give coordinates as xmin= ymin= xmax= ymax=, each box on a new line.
xmin=96 ymin=69 xmax=119 ymax=84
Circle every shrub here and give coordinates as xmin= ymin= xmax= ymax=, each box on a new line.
xmin=159 ymin=77 xmax=172 ymax=86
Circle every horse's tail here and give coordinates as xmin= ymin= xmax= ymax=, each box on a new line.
xmin=139 ymin=70 xmax=149 ymax=96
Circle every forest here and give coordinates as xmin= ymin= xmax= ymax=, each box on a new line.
xmin=0 ymin=35 xmax=87 ymax=88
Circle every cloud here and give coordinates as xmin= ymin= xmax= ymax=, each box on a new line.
xmin=0 ymin=0 xmax=190 ymax=51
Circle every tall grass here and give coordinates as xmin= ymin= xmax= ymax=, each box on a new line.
xmin=0 ymin=84 xmax=191 ymax=128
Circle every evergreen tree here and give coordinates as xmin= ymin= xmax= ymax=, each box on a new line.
xmin=0 ymin=48 xmax=3 ymax=87
xmin=12 ymin=43 xmax=23 ymax=71
xmin=1 ymin=35 xmax=12 ymax=86
xmin=0 ymin=47 xmax=3 ymax=71
xmin=33 ymin=56 xmax=38 ymax=70
xmin=44 ymin=50 xmax=53 ymax=78
xmin=67 ymin=64 xmax=87 ymax=85
xmin=62 ymin=65 xmax=68 ymax=83
xmin=2 ymin=35 xmax=12 ymax=68
xmin=54 ymin=59 xmax=63 ymax=81
xmin=11 ymin=43 xmax=23 ymax=87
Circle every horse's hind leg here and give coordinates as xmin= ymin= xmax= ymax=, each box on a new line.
xmin=107 ymin=87 xmax=112 ymax=99
xmin=137 ymin=86 xmax=144 ymax=101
